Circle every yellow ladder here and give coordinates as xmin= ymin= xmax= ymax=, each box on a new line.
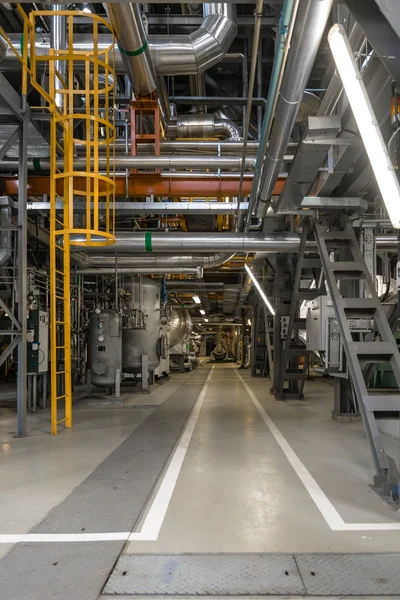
xmin=21 ymin=8 xmax=116 ymax=434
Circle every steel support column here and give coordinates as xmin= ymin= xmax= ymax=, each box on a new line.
xmin=16 ymin=107 xmax=28 ymax=437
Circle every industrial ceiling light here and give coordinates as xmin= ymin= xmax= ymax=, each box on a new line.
xmin=244 ymin=264 xmax=275 ymax=316
xmin=328 ymin=23 xmax=400 ymax=229
xmin=199 ymin=309 xmax=206 ymax=315
xmin=247 ymin=318 xmax=251 ymax=326
xmin=192 ymin=295 xmax=201 ymax=304
xmin=204 ymin=318 xmax=209 ymax=322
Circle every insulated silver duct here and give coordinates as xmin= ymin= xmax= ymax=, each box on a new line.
xmin=255 ymin=0 xmax=334 ymax=218
xmin=151 ymin=3 xmax=237 ymax=75
xmin=70 ymin=232 xmax=300 ymax=254
xmin=176 ymin=114 xmax=241 ymax=139
xmin=106 ymin=3 xmax=157 ymax=97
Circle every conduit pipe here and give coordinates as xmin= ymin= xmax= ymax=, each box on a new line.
xmin=255 ymin=0 xmax=334 ymax=219
xmin=69 ymin=232 xmax=300 ymax=254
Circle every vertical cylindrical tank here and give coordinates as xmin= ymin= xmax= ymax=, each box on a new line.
xmin=87 ymin=310 xmax=122 ymax=388
xmin=122 ymin=276 xmax=161 ymax=374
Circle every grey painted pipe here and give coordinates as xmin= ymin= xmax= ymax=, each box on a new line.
xmin=73 ymin=252 xmax=235 ymax=269
xmin=256 ymin=0 xmax=334 ymax=217
xmin=5 ymin=155 xmax=255 ymax=173
xmin=69 ymin=232 xmax=300 ymax=254
xmin=72 ymin=266 xmax=204 ymax=277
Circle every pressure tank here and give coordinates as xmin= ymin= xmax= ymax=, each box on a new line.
xmin=122 ymin=277 xmax=161 ymax=374
xmin=168 ymin=306 xmax=192 ymax=349
xmin=87 ymin=310 xmax=122 ymax=388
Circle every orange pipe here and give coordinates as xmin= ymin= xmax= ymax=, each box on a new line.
xmin=0 ymin=175 xmax=286 ymax=198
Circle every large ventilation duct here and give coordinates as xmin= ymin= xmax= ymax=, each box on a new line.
xmin=255 ymin=0 xmax=334 ymax=219
xmin=151 ymin=3 xmax=237 ymax=75
xmin=70 ymin=232 xmax=301 ymax=254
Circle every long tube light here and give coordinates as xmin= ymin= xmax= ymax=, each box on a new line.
xmin=328 ymin=24 xmax=400 ymax=229
xmin=192 ymin=295 xmax=201 ymax=304
xmin=199 ymin=309 xmax=206 ymax=315
xmin=245 ymin=264 xmax=275 ymax=315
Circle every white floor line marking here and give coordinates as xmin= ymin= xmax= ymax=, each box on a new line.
xmin=129 ymin=366 xmax=214 ymax=541
xmin=0 ymin=368 xmax=214 ymax=544
xmin=235 ymin=369 xmax=400 ymax=532
xmin=0 ymin=532 xmax=131 ymax=543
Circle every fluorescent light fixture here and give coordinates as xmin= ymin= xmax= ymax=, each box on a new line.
xmin=245 ymin=264 xmax=275 ymax=315
xmin=192 ymin=295 xmax=201 ymax=304
xmin=199 ymin=309 xmax=206 ymax=315
xmin=328 ymin=23 xmax=400 ymax=229
xmin=247 ymin=318 xmax=251 ymax=326
xmin=82 ymin=5 xmax=92 ymax=13
xmin=204 ymin=318 xmax=209 ymax=322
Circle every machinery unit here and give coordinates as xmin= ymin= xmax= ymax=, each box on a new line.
xmin=27 ymin=310 xmax=49 ymax=375
xmin=169 ymin=306 xmax=192 ymax=372
xmin=87 ymin=310 xmax=122 ymax=390
xmin=121 ymin=276 xmax=162 ymax=376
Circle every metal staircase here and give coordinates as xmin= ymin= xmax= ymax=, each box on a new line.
xmin=275 ymin=224 xmax=324 ymax=400
xmin=251 ymin=302 xmax=270 ymax=377
xmin=308 ymin=217 xmax=400 ymax=494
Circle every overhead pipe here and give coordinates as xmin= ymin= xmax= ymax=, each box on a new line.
xmin=235 ymin=0 xmax=264 ymax=230
xmin=0 ymin=155 xmax=255 ymax=173
xmin=72 ymin=253 xmax=234 ymax=269
xmin=106 ymin=3 xmax=157 ymax=97
xmin=69 ymin=231 xmax=300 ymax=254
xmin=255 ymin=0 xmax=333 ymax=218
xmin=244 ymin=0 xmax=299 ymax=231
xmin=71 ymin=266 xmax=204 ymax=277
xmin=174 ymin=114 xmax=240 ymax=139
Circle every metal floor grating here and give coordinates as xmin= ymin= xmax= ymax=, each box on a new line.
xmin=103 ymin=553 xmax=400 ymax=596
xmin=0 ymin=97 xmax=50 ymax=159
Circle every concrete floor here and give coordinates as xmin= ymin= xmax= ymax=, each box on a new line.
xmin=1 ymin=363 xmax=400 ymax=583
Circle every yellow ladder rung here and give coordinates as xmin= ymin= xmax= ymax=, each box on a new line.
xmin=55 ymin=320 xmax=66 ymax=324
xmin=55 ymin=244 xmax=65 ymax=251
xmin=57 ymin=418 xmax=67 ymax=424
xmin=55 ymin=269 xmax=64 ymax=275
xmin=56 ymin=395 xmax=66 ymax=400
xmin=55 ymin=345 xmax=65 ymax=349
xmin=55 ymin=295 xmax=65 ymax=300
xmin=55 ymin=370 xmax=66 ymax=374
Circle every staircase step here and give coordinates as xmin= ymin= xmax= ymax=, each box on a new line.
xmin=299 ymin=258 xmax=322 ymax=268
xmin=362 ymin=394 xmax=400 ymax=412
xmin=351 ymin=341 xmax=396 ymax=361
xmin=342 ymin=297 xmax=378 ymax=317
